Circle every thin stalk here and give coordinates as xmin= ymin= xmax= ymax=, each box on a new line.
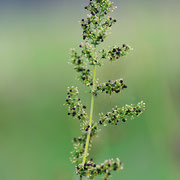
xmin=82 ymin=65 xmax=96 ymax=165
xmin=80 ymin=176 xmax=82 ymax=180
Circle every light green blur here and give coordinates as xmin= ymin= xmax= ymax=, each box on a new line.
xmin=0 ymin=1 xmax=180 ymax=180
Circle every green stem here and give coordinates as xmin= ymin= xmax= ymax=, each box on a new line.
xmin=82 ymin=65 xmax=96 ymax=165
xmin=80 ymin=176 xmax=82 ymax=180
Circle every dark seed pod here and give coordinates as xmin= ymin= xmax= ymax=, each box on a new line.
xmin=122 ymin=118 xmax=126 ymax=122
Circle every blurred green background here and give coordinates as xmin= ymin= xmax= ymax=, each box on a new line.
xmin=0 ymin=0 xmax=180 ymax=180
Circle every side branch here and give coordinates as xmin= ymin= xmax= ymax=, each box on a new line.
xmin=95 ymin=79 xmax=127 ymax=95
xmin=66 ymin=86 xmax=88 ymax=122
xmin=71 ymin=120 xmax=99 ymax=166
xmin=71 ymin=49 xmax=93 ymax=86
xmin=77 ymin=158 xmax=123 ymax=179
xmin=101 ymin=44 xmax=132 ymax=61
xmin=99 ymin=101 xmax=146 ymax=126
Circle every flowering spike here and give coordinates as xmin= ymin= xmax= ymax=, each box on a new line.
xmin=66 ymin=0 xmax=146 ymax=179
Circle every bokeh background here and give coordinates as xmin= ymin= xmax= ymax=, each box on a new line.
xmin=0 ymin=0 xmax=180 ymax=180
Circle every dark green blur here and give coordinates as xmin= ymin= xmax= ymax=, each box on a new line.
xmin=0 ymin=0 xmax=180 ymax=180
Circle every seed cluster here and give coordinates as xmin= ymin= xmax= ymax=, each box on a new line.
xmin=99 ymin=101 xmax=146 ymax=126
xmin=71 ymin=49 xmax=93 ymax=86
xmin=66 ymin=87 xmax=88 ymax=122
xmin=101 ymin=44 xmax=132 ymax=61
xmin=81 ymin=0 xmax=117 ymax=45
xmin=85 ymin=0 xmax=115 ymax=15
xmin=77 ymin=158 xmax=123 ymax=179
xmin=80 ymin=41 xmax=100 ymax=66
xmin=96 ymin=79 xmax=127 ymax=95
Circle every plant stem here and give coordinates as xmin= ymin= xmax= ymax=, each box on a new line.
xmin=82 ymin=65 xmax=96 ymax=165
xmin=80 ymin=176 xmax=82 ymax=180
